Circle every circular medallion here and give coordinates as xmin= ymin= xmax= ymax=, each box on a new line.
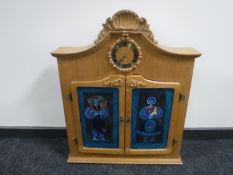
xmin=145 ymin=120 xmax=157 ymax=133
xmin=108 ymin=38 xmax=142 ymax=72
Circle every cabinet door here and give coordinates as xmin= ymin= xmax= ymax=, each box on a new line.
xmin=71 ymin=75 xmax=125 ymax=154
xmin=125 ymin=75 xmax=181 ymax=155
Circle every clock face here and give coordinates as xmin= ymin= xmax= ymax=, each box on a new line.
xmin=109 ymin=38 xmax=142 ymax=72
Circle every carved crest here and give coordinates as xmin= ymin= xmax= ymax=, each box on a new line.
xmin=95 ymin=10 xmax=157 ymax=44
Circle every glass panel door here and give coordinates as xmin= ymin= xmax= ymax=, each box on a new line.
xmin=125 ymin=75 xmax=181 ymax=155
xmin=77 ymin=88 xmax=118 ymax=148
xmin=131 ymin=88 xmax=173 ymax=149
xmin=71 ymin=75 xmax=125 ymax=154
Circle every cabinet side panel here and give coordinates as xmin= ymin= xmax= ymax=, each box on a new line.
xmin=57 ymin=58 xmax=79 ymax=157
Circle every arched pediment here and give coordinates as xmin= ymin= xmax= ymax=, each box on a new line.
xmin=51 ymin=10 xmax=201 ymax=58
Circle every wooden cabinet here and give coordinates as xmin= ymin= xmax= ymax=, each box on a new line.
xmin=51 ymin=10 xmax=201 ymax=164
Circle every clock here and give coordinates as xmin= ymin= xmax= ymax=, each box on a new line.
xmin=108 ymin=37 xmax=142 ymax=72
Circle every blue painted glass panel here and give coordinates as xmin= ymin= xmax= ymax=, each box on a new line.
xmin=131 ymin=88 xmax=174 ymax=149
xmin=77 ymin=87 xmax=119 ymax=148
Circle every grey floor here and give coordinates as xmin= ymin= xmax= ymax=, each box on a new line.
xmin=0 ymin=137 xmax=232 ymax=175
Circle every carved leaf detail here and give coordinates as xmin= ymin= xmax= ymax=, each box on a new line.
xmin=104 ymin=79 xmax=123 ymax=87
xmin=127 ymin=80 xmax=146 ymax=88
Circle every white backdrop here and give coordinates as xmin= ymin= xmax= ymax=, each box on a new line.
xmin=0 ymin=0 xmax=233 ymax=128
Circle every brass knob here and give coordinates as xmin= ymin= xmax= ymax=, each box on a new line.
xmin=126 ymin=118 xmax=131 ymax=126
xmin=120 ymin=116 xmax=124 ymax=122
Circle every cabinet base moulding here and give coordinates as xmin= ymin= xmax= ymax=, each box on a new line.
xmin=67 ymin=154 xmax=183 ymax=165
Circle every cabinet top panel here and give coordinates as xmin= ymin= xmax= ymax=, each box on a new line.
xmin=51 ymin=10 xmax=201 ymax=58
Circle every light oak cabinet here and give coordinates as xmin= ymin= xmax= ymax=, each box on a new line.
xmin=51 ymin=10 xmax=201 ymax=164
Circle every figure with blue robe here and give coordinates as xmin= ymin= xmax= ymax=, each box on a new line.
xmin=84 ymin=96 xmax=109 ymax=141
xmin=138 ymin=97 xmax=163 ymax=143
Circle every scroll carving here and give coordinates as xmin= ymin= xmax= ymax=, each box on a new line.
xmin=104 ymin=79 xmax=123 ymax=87
xmin=127 ymin=80 xmax=146 ymax=88
xmin=95 ymin=10 xmax=157 ymax=44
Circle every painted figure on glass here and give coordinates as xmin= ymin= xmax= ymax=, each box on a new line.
xmin=138 ymin=97 xmax=163 ymax=143
xmin=84 ymin=95 xmax=109 ymax=142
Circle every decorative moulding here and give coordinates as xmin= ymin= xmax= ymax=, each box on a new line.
xmin=95 ymin=10 xmax=157 ymax=44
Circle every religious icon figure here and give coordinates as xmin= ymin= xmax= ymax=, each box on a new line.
xmin=84 ymin=95 xmax=109 ymax=141
xmin=138 ymin=97 xmax=163 ymax=143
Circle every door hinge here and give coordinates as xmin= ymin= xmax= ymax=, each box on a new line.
xmin=172 ymin=138 xmax=178 ymax=146
xmin=179 ymin=93 xmax=185 ymax=102
xmin=72 ymin=137 xmax=78 ymax=144
xmin=65 ymin=92 xmax=72 ymax=101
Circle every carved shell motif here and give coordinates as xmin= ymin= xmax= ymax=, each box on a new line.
xmin=95 ymin=10 xmax=157 ymax=44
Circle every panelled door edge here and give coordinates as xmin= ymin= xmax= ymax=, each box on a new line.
xmin=70 ymin=75 xmax=125 ymax=154
xmin=125 ymin=75 xmax=181 ymax=155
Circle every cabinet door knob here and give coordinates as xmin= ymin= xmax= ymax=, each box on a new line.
xmin=126 ymin=118 xmax=131 ymax=126
xmin=120 ymin=117 xmax=124 ymax=122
